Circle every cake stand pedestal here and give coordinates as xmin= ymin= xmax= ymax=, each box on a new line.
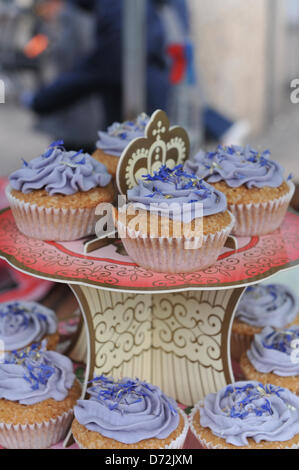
xmin=0 ymin=208 xmax=299 ymax=406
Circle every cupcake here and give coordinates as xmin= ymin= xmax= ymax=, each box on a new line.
xmin=0 ymin=341 xmax=81 ymax=449
xmin=240 ymin=326 xmax=299 ymax=395
xmin=93 ymin=113 xmax=149 ymax=178
xmin=0 ymin=300 xmax=59 ymax=352
xmin=113 ymin=164 xmax=235 ymax=273
xmin=184 ymin=145 xmax=294 ymax=236
xmin=72 ymin=376 xmax=188 ymax=449
xmin=7 ymin=140 xmax=114 ymax=241
xmin=190 ymin=381 xmax=299 ymax=449
xmin=231 ymin=283 xmax=299 ymax=361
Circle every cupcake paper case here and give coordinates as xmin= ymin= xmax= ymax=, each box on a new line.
xmin=93 ymin=113 xmax=150 ymax=178
xmin=113 ymin=164 xmax=235 ymax=273
xmin=0 ymin=300 xmax=59 ymax=352
xmin=240 ymin=326 xmax=299 ymax=395
xmin=231 ymin=283 xmax=299 ymax=361
xmin=0 ymin=342 xmax=81 ymax=449
xmin=184 ymin=145 xmax=294 ymax=236
xmin=190 ymin=381 xmax=299 ymax=449
xmin=72 ymin=376 xmax=188 ymax=449
xmin=7 ymin=141 xmax=114 ymax=241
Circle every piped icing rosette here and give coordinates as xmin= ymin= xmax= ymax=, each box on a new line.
xmin=0 ymin=301 xmax=57 ymax=351
xmin=74 ymin=376 xmax=180 ymax=444
xmin=247 ymin=326 xmax=299 ymax=376
xmin=96 ymin=113 xmax=149 ymax=157
xmin=235 ymin=284 xmax=299 ymax=328
xmin=0 ymin=341 xmax=75 ymax=405
xmin=184 ymin=145 xmax=285 ymax=189
xmin=127 ymin=164 xmax=227 ymax=223
xmin=193 ymin=381 xmax=299 ymax=447
xmin=9 ymin=141 xmax=112 ymax=196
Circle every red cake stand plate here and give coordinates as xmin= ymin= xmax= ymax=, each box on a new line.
xmin=0 ymin=208 xmax=299 ymax=408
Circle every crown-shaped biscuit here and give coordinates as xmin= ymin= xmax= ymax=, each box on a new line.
xmin=116 ymin=109 xmax=190 ymax=194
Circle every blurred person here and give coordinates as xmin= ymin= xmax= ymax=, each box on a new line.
xmin=24 ymin=0 xmax=172 ymax=149
xmin=29 ymin=0 xmax=103 ymax=153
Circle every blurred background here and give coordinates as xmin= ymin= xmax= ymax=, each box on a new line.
xmin=0 ymin=0 xmax=299 ymax=188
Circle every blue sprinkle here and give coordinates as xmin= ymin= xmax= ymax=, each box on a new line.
xmin=42 ymin=148 xmax=54 ymax=159
xmin=70 ymin=149 xmax=84 ymax=160
xmin=49 ymin=140 xmax=64 ymax=148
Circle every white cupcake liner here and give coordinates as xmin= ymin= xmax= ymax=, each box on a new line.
xmin=6 ymin=185 xmax=98 ymax=241
xmin=189 ymin=402 xmax=299 ymax=449
xmin=230 ymin=331 xmax=253 ymax=362
xmin=116 ymin=212 xmax=235 ymax=273
xmin=73 ymin=408 xmax=188 ymax=450
xmin=229 ymin=181 xmax=295 ymax=236
xmin=0 ymin=408 xmax=74 ymax=449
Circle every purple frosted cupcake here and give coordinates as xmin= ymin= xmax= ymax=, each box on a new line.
xmin=0 ymin=342 xmax=81 ymax=449
xmin=113 ymin=164 xmax=234 ymax=273
xmin=190 ymin=381 xmax=299 ymax=448
xmin=6 ymin=141 xmax=114 ymax=240
xmin=231 ymin=283 xmax=299 ymax=361
xmin=240 ymin=326 xmax=299 ymax=395
xmin=93 ymin=113 xmax=149 ymax=178
xmin=0 ymin=301 xmax=58 ymax=352
xmin=184 ymin=145 xmax=294 ymax=235
xmin=72 ymin=376 xmax=188 ymax=449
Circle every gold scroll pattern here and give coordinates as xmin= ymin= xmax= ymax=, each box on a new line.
xmin=151 ymin=290 xmax=242 ymax=404
xmin=71 ymin=285 xmax=244 ymax=405
xmin=116 ymin=109 xmax=190 ymax=194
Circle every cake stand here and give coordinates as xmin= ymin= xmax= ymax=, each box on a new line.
xmin=0 ymin=208 xmax=299 ymax=406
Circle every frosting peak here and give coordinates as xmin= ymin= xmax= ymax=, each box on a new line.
xmin=200 ymin=380 xmax=299 ymax=446
xmin=74 ymin=376 xmax=179 ymax=444
xmin=9 ymin=141 xmax=112 ymax=196
xmin=235 ymin=283 xmax=299 ymax=328
xmin=184 ymin=145 xmax=285 ymax=188
xmin=0 ymin=342 xmax=75 ymax=405
xmin=127 ymin=164 xmax=227 ymax=222
xmin=96 ymin=113 xmax=150 ymax=157
xmin=0 ymin=301 xmax=57 ymax=351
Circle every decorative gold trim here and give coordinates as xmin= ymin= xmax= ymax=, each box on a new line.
xmin=116 ymin=109 xmax=190 ymax=195
xmin=220 ymin=287 xmax=246 ymax=384
xmin=1 ymin=252 xmax=298 ymax=293
xmin=69 ymin=284 xmax=96 ymax=382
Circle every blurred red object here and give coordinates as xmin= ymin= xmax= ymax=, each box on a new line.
xmin=23 ymin=34 xmax=49 ymax=59
xmin=167 ymin=44 xmax=187 ymax=85
xmin=0 ymin=178 xmax=8 ymax=210
xmin=0 ymin=260 xmax=53 ymax=303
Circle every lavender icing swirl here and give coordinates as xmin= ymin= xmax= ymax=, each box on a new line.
xmin=247 ymin=326 xmax=299 ymax=376
xmin=199 ymin=381 xmax=299 ymax=446
xmin=74 ymin=376 xmax=180 ymax=444
xmin=9 ymin=141 xmax=112 ymax=196
xmin=127 ymin=165 xmax=227 ymax=223
xmin=0 ymin=342 xmax=75 ymax=405
xmin=0 ymin=301 xmax=57 ymax=351
xmin=184 ymin=145 xmax=285 ymax=188
xmin=96 ymin=113 xmax=149 ymax=157
xmin=235 ymin=284 xmax=299 ymax=328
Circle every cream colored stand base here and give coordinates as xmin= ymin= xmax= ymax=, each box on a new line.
xmin=70 ymin=285 xmax=244 ymax=406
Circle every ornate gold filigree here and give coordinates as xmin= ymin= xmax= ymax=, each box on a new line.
xmin=116 ymin=109 xmax=190 ymax=194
